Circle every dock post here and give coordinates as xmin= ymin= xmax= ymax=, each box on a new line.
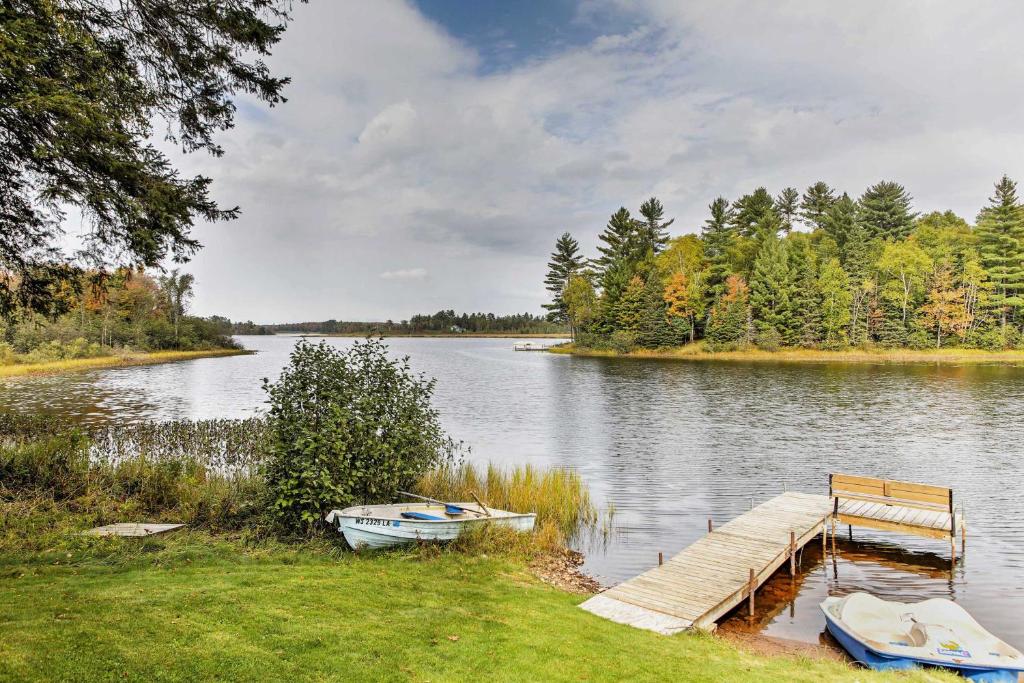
xmin=821 ymin=522 xmax=826 ymax=556
xmin=789 ymin=531 xmax=796 ymax=576
xmin=960 ymin=503 xmax=966 ymax=557
xmin=748 ymin=568 xmax=755 ymax=616
xmin=707 ymin=518 xmax=713 ymax=534
xmin=658 ymin=551 xmax=663 ymax=566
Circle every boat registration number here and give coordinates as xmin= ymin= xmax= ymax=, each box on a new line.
xmin=356 ymin=517 xmax=399 ymax=527
xmin=937 ymin=647 xmax=971 ymax=658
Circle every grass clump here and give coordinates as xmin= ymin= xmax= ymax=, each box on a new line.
xmin=414 ymin=462 xmax=599 ymax=543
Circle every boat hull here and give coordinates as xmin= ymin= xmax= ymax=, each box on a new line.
xmin=329 ymin=507 xmax=536 ymax=550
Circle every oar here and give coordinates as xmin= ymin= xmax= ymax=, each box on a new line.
xmin=470 ymin=491 xmax=492 ymax=518
xmin=397 ymin=491 xmax=487 ymax=517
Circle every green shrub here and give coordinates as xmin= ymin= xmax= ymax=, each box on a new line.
xmin=608 ymin=330 xmax=635 ymax=353
xmin=0 ymin=431 xmax=90 ymax=498
xmin=262 ymin=339 xmax=460 ymax=534
xmin=754 ymin=327 xmax=783 ymax=351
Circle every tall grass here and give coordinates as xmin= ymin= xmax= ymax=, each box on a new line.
xmin=0 ymin=417 xmax=270 ymax=547
xmin=414 ymin=462 xmax=599 ymax=542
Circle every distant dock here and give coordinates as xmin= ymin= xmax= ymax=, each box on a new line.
xmin=513 ymin=342 xmax=552 ymax=351
xmin=580 ymin=492 xmax=832 ymax=634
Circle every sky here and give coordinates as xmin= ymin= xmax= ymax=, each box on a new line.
xmin=167 ymin=0 xmax=1024 ymax=323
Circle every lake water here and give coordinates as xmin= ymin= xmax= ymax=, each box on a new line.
xmin=2 ymin=335 xmax=1022 ymax=647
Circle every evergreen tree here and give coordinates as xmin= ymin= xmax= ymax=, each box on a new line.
xmin=543 ymin=233 xmax=585 ymax=322
xmin=705 ymin=275 xmax=752 ymax=349
xmin=818 ymin=258 xmax=852 ymax=348
xmin=775 ymin=187 xmax=800 ymax=233
xmin=636 ymin=273 xmax=679 ymax=348
xmin=788 ymin=237 xmax=821 ymax=347
xmin=749 ymin=236 xmax=795 ymax=344
xmin=637 ymin=197 xmax=674 ymax=255
xmin=595 ymin=208 xmax=638 ymax=278
xmin=974 ymin=175 xmax=1024 ymax=330
xmin=800 ymin=182 xmax=837 ymax=230
xmin=730 ymin=188 xmax=777 ymax=238
xmin=615 ymin=275 xmax=647 ymax=336
xmin=0 ymin=0 xmax=296 ymax=316
xmin=702 ymin=197 xmax=736 ymax=295
xmin=821 ymin=193 xmax=858 ymax=252
xmin=858 ymin=181 xmax=917 ymax=241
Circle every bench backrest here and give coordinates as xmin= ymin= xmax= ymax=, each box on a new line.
xmin=829 ymin=473 xmax=953 ymax=514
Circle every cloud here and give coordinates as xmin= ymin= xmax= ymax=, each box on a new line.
xmin=380 ymin=267 xmax=428 ymax=281
xmin=177 ymin=0 xmax=1024 ymax=322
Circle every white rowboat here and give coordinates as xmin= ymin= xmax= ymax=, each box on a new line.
xmin=325 ymin=503 xmax=536 ymax=550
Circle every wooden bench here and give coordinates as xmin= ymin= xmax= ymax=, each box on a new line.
xmin=829 ymin=473 xmax=964 ymax=561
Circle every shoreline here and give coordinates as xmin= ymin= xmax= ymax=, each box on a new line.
xmin=287 ymin=332 xmax=569 ymax=339
xmin=550 ymin=343 xmax=1024 ymax=365
xmin=0 ymin=348 xmax=253 ymax=379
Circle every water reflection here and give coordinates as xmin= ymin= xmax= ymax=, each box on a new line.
xmin=1 ymin=335 xmax=1021 ymax=646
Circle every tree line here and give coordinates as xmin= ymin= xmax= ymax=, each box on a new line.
xmin=544 ymin=177 xmax=1024 ymax=351
xmin=1 ymin=268 xmax=237 ymax=364
xmin=261 ymin=311 xmax=565 ymax=336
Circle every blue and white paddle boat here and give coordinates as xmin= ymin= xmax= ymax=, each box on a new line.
xmin=822 ymin=593 xmax=1024 ymax=682
xmin=324 ymin=492 xmax=535 ymax=550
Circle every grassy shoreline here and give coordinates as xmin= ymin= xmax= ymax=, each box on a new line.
xmin=551 ymin=343 xmax=1024 ymax=365
xmin=0 ymin=348 xmax=254 ymax=379
xmin=0 ymin=532 xmax=945 ymax=682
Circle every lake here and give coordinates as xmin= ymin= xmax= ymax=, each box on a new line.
xmin=2 ymin=334 xmax=1022 ymax=647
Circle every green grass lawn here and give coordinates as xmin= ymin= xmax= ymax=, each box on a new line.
xmin=0 ymin=533 xmax=949 ymax=682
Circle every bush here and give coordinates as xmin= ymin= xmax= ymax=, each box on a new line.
xmin=754 ymin=327 xmax=783 ymax=352
xmin=262 ymin=339 xmax=460 ymax=534
xmin=608 ymin=330 xmax=635 ymax=354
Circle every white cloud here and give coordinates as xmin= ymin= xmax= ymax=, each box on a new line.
xmin=380 ymin=267 xmax=428 ymax=281
xmin=179 ymin=0 xmax=1024 ymax=323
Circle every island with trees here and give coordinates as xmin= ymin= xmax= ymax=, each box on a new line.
xmin=543 ymin=177 xmax=1024 ymax=361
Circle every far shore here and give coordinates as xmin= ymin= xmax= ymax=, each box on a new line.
xmin=550 ymin=343 xmax=1024 ymax=365
xmin=0 ymin=348 xmax=254 ymax=379
xmin=288 ymin=332 xmax=570 ymax=339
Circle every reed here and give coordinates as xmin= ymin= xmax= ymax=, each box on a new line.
xmin=414 ymin=462 xmax=599 ymax=542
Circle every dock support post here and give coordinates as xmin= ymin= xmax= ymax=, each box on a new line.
xmin=658 ymin=551 xmax=663 ymax=566
xmin=789 ymin=531 xmax=796 ymax=576
xmin=960 ymin=503 xmax=966 ymax=557
xmin=950 ymin=536 xmax=956 ymax=566
xmin=748 ymin=568 xmax=755 ymax=616
xmin=707 ymin=518 xmax=713 ymax=534
xmin=821 ymin=522 xmax=826 ymax=557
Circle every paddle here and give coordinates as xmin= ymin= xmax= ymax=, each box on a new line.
xmin=396 ymin=491 xmax=487 ymax=517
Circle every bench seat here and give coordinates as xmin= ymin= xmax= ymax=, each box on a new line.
xmin=830 ymin=473 xmax=961 ymax=548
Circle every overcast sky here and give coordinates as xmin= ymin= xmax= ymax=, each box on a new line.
xmin=172 ymin=0 xmax=1024 ymax=323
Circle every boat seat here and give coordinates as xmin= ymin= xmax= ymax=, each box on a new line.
xmin=400 ymin=511 xmax=445 ymax=521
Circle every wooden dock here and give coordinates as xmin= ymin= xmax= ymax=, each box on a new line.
xmin=580 ymin=492 xmax=832 ymax=634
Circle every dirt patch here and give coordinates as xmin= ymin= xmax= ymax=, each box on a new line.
xmin=720 ymin=630 xmax=846 ymax=662
xmin=529 ymin=548 xmax=602 ymax=594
